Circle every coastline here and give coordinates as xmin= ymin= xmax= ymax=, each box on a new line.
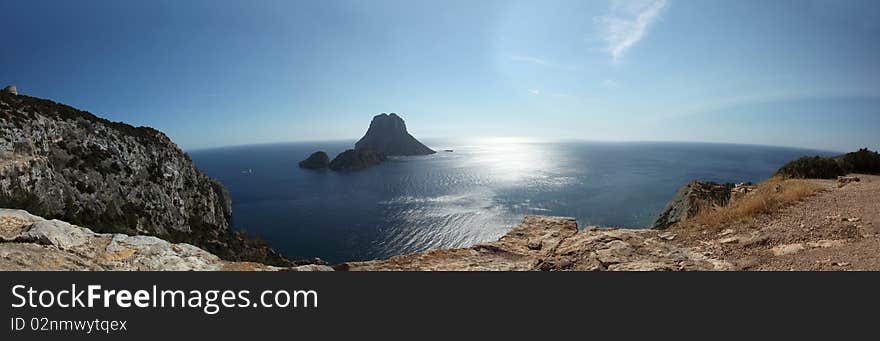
xmin=2 ymin=173 xmax=877 ymax=271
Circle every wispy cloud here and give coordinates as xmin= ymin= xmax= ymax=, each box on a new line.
xmin=510 ymin=55 xmax=583 ymax=71
xmin=601 ymin=79 xmax=621 ymax=89
xmin=550 ymin=93 xmax=573 ymax=99
xmin=527 ymin=89 xmax=582 ymax=100
xmin=595 ymin=0 xmax=668 ymax=63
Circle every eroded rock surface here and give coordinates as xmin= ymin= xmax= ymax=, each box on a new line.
xmin=0 ymin=209 xmax=333 ymax=271
xmin=341 ymin=216 xmax=730 ymax=271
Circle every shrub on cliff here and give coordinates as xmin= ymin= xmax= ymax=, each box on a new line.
xmin=776 ymin=156 xmax=847 ymax=179
xmin=840 ymin=148 xmax=880 ymax=174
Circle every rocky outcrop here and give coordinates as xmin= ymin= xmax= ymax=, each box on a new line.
xmin=328 ymin=149 xmax=386 ymax=171
xmin=298 ymin=151 xmax=330 ymax=169
xmin=653 ymin=181 xmax=737 ymax=229
xmin=302 ymin=113 xmax=433 ymax=172
xmin=2 ymin=85 xmax=16 ymax=95
xmin=0 ymin=209 xmax=332 ymax=271
xmin=0 ymin=92 xmax=290 ymax=265
xmin=837 ymin=175 xmax=860 ymax=187
xmin=339 ymin=215 xmax=730 ymax=271
xmin=354 ymin=113 xmax=434 ymax=156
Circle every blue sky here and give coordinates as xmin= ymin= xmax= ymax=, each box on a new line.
xmin=1 ymin=0 xmax=878 ymax=151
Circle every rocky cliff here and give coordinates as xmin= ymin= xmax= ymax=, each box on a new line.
xmin=0 ymin=209 xmax=331 ymax=271
xmin=0 ymin=91 xmax=290 ymax=265
xmin=354 ymin=113 xmax=434 ymax=156
xmin=654 ymin=181 xmax=738 ymax=229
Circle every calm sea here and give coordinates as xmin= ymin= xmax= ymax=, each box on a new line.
xmin=189 ymin=140 xmax=834 ymax=264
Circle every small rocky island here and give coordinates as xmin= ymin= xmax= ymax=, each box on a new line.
xmin=300 ymin=113 xmax=434 ymax=171
xmin=298 ymin=151 xmax=330 ymax=169
xmin=328 ymin=149 xmax=386 ymax=171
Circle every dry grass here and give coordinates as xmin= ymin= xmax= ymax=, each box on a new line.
xmin=692 ymin=177 xmax=823 ymax=227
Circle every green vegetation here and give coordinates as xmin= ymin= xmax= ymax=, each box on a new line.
xmin=162 ymin=216 xmax=292 ymax=267
xmin=776 ymin=156 xmax=847 ymax=179
xmin=0 ymin=186 xmax=50 ymax=218
xmin=776 ymin=148 xmax=880 ymax=179
xmin=60 ymin=201 xmax=143 ymax=236
xmin=840 ymin=148 xmax=880 ymax=175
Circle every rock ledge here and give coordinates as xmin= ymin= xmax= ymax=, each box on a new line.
xmin=0 ymin=209 xmax=332 ymax=271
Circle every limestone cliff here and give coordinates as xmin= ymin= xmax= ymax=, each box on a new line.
xmin=0 ymin=92 xmax=289 ymax=265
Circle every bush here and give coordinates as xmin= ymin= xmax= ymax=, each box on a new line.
xmin=840 ymin=148 xmax=880 ymax=175
xmin=776 ymin=156 xmax=846 ymax=179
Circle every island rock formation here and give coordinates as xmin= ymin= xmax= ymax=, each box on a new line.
xmin=354 ymin=113 xmax=435 ymax=156
xmin=298 ymin=151 xmax=330 ymax=169
xmin=328 ymin=148 xmax=386 ymax=171
xmin=302 ymin=112 xmax=433 ymax=172
xmin=0 ymin=91 xmax=294 ymax=266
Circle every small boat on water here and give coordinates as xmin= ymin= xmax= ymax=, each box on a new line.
xmin=241 ymin=168 xmax=253 ymax=174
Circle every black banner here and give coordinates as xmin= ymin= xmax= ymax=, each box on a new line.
xmin=2 ymin=272 xmax=877 ymax=339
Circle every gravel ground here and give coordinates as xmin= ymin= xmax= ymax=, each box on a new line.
xmin=669 ymin=174 xmax=879 ymax=271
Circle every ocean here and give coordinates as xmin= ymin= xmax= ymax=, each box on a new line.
xmin=189 ymin=140 xmax=835 ymax=264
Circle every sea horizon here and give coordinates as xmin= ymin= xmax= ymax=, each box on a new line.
xmin=189 ymin=140 xmax=836 ymax=263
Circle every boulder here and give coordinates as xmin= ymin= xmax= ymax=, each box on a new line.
xmin=299 ymin=151 xmax=330 ymax=169
xmin=837 ymin=176 xmax=860 ymax=187
xmin=354 ymin=113 xmax=435 ymax=156
xmin=2 ymin=85 xmax=16 ymax=95
xmin=329 ymin=149 xmax=386 ymax=171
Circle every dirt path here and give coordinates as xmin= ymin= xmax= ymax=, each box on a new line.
xmin=670 ymin=174 xmax=880 ymax=270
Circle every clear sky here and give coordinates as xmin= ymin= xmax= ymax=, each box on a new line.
xmin=2 ymin=0 xmax=878 ymax=151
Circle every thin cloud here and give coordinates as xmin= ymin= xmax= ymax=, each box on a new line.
xmin=595 ymin=0 xmax=668 ymax=63
xmin=601 ymin=79 xmax=621 ymax=89
xmin=510 ymin=55 xmax=583 ymax=71
xmin=511 ymin=55 xmax=548 ymax=66
xmin=528 ymin=89 xmax=541 ymax=95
